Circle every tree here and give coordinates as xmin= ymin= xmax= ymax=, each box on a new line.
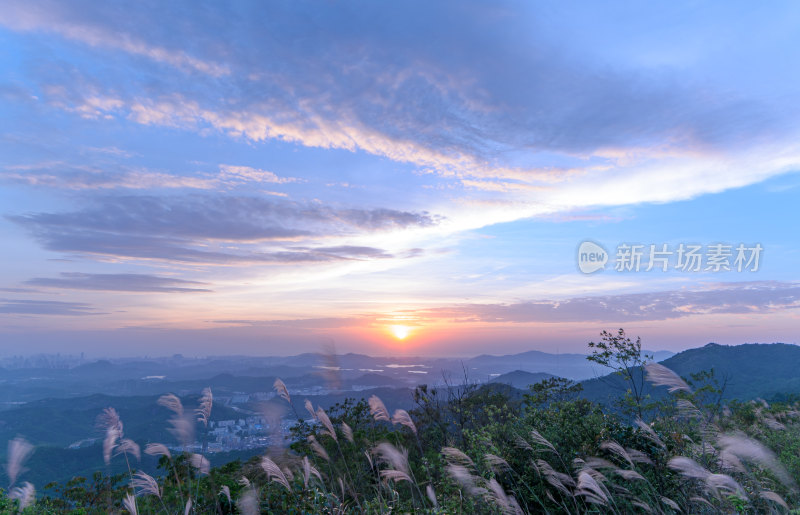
xmin=587 ymin=328 xmax=653 ymax=420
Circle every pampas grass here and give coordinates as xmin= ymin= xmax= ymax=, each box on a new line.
xmin=8 ymin=333 xmax=800 ymax=513
xmin=144 ymin=443 xmax=171 ymax=459
xmin=6 ymin=437 xmax=33 ymax=487
xmin=261 ymin=456 xmax=291 ymax=491
xmin=122 ymin=492 xmax=138 ymax=514
xmin=391 ymin=409 xmax=417 ymax=435
xmin=157 ymin=394 xmax=184 ymax=416
xmin=190 ymin=453 xmax=210 ymax=475
xmin=195 ymin=387 xmax=213 ymax=427
xmin=717 ymin=433 xmax=797 ymax=489
xmin=8 ymin=481 xmax=35 ymax=510
xmin=644 ymin=362 xmax=691 ymax=393
xmin=368 ymin=395 xmax=391 ymax=423
xmin=131 ymin=471 xmax=161 ymax=498
xmin=273 ymin=379 xmax=291 ymax=404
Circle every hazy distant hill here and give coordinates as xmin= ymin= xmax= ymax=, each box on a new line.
xmin=466 ymin=350 xmax=603 ymax=380
xmin=0 ymin=347 xmax=676 ymax=409
xmin=580 ymin=342 xmax=800 ymax=405
xmin=489 ymin=370 xmax=555 ymax=389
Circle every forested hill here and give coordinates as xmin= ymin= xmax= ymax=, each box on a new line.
xmin=579 ymin=342 xmax=800 ymax=405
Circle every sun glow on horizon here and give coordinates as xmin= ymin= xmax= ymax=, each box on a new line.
xmin=389 ymin=324 xmax=411 ymax=340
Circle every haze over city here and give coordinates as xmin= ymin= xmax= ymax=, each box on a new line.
xmin=1 ymin=1 xmax=799 ymax=357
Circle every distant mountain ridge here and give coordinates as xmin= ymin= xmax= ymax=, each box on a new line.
xmin=490 ymin=370 xmax=555 ymax=389
xmin=580 ymin=342 xmax=800 ymax=404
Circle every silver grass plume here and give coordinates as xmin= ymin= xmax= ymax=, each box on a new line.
xmin=626 ymin=448 xmax=653 ymax=465
xmin=763 ymin=416 xmax=786 ymax=431
xmin=132 ymin=471 xmax=161 ymax=498
xmin=220 ymin=485 xmax=231 ymax=504
xmin=445 ymin=463 xmax=484 ymax=497
xmin=576 ymin=470 xmax=609 ymax=506
xmin=307 ymin=435 xmax=330 ymax=461
xmin=706 ymin=473 xmax=746 ymax=499
xmin=718 ymin=433 xmax=797 ymax=489
xmin=273 ymin=378 xmax=291 ymax=404
xmin=315 ymin=406 xmax=338 ymax=442
xmin=599 ymin=441 xmax=633 ymax=469
xmin=441 ymin=446 xmax=474 ymax=467
xmin=122 ymin=492 xmax=138 ymax=514
xmin=486 ymin=477 xmax=519 ymax=514
xmin=581 ymin=457 xmax=615 ymax=471
xmin=485 ymin=453 xmax=511 ymax=474
xmin=157 ymin=393 xmax=184 ymax=416
xmin=167 ymin=413 xmax=196 ymax=448
xmin=190 ymin=453 xmax=210 ymax=475
xmin=426 ymin=484 xmax=438 ymax=508
xmin=237 ymin=487 xmax=259 ymax=515
xmin=341 ymin=422 xmax=354 ymax=443
xmin=115 ymin=438 xmax=141 ymax=461
xmin=391 ymin=409 xmax=417 ymax=435
xmin=369 ymin=395 xmax=391 ymax=422
xmin=760 ymin=491 xmax=789 ymax=510
xmin=261 ymin=456 xmax=291 ymax=491
xmin=302 ymin=456 xmax=322 ymax=488
xmin=8 ymin=481 xmax=35 ymax=510
xmin=634 ymin=418 xmax=665 ymax=449
xmin=530 ymin=429 xmax=557 ymax=453
xmin=676 ymin=399 xmax=702 ymax=419
xmin=281 ymin=465 xmax=294 ymax=483
xmin=144 ymin=443 xmax=171 ymax=459
xmin=374 ymin=442 xmax=409 ymax=475
xmin=97 ymin=407 xmax=123 ymax=465
xmin=661 ymin=497 xmax=679 ymax=511
xmin=195 ymin=387 xmax=213 ymax=427
xmin=304 ymin=399 xmax=316 ymax=420
xmin=615 ymin=469 xmax=646 ymax=481
xmin=6 ymin=437 xmax=33 ymax=487
xmin=536 ymin=459 xmax=574 ymax=494
xmin=644 ymin=362 xmax=691 ymax=393
xmin=380 ymin=469 xmax=413 ymax=484
xmin=668 ymin=456 xmax=710 ymax=480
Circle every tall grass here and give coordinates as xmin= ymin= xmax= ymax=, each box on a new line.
xmin=3 ymin=347 xmax=800 ymax=513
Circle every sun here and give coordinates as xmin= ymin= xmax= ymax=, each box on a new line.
xmin=389 ymin=324 xmax=411 ymax=340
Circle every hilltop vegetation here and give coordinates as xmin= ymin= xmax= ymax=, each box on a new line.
xmin=2 ymin=330 xmax=800 ymax=514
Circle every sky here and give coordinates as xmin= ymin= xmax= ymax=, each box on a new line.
xmin=0 ymin=0 xmax=799 ymax=357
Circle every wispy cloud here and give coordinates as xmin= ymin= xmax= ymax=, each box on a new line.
xmin=0 ymin=298 xmax=101 ymax=316
xmin=0 ymin=162 xmax=299 ymax=191
xmin=0 ymin=0 xmax=229 ymax=76
xmin=25 ymin=273 xmax=212 ymax=293
xmin=217 ymin=165 xmax=299 ymax=185
xmin=8 ymin=195 xmax=437 ymax=264
xmin=0 ymin=162 xmax=218 ymax=190
xmin=416 ymin=281 xmax=800 ymax=323
xmin=10 ymin=0 xmax=796 ymax=234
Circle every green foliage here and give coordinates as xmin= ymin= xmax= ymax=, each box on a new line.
xmin=3 ymin=330 xmax=800 ymax=513
xmin=588 ymin=328 xmax=654 ymax=420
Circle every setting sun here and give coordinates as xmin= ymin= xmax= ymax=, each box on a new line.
xmin=389 ymin=324 xmax=411 ymax=340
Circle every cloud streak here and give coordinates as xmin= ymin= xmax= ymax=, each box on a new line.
xmin=0 ymin=299 xmax=101 ymax=316
xmin=418 ymin=282 xmax=800 ymax=323
xmin=9 ymin=195 xmax=437 ymax=264
xmin=8 ymin=0 xmax=796 ymax=184
xmin=25 ymin=273 xmax=212 ymax=293
xmin=0 ymin=162 xmax=299 ymax=191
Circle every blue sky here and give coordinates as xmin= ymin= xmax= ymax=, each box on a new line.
xmin=0 ymin=0 xmax=799 ymax=356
